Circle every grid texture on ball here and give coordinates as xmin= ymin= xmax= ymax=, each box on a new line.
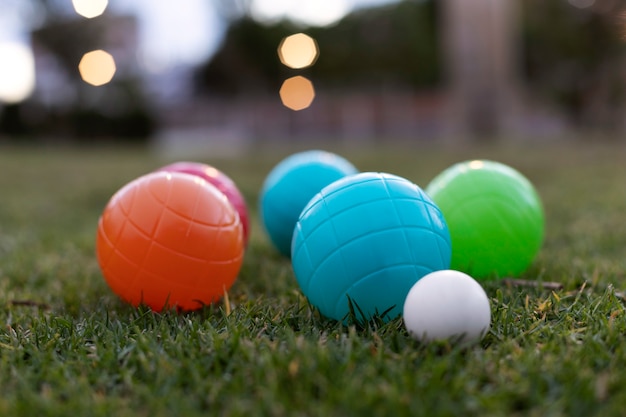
xmin=260 ymin=150 xmax=358 ymax=257
xmin=291 ymin=172 xmax=451 ymax=323
xmin=426 ymin=160 xmax=544 ymax=278
xmin=96 ymin=172 xmax=244 ymax=311
xmin=156 ymin=162 xmax=250 ymax=245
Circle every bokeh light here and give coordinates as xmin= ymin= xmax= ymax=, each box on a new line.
xmin=469 ymin=160 xmax=485 ymax=170
xmin=78 ymin=50 xmax=116 ymax=86
xmin=72 ymin=0 xmax=109 ymax=19
xmin=0 ymin=42 xmax=35 ymax=103
xmin=279 ymin=76 xmax=315 ymax=111
xmin=278 ymin=33 xmax=319 ymax=69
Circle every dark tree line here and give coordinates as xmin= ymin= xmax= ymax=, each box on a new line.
xmin=2 ymin=0 xmax=624 ymax=140
xmin=197 ymin=0 xmax=625 ymax=130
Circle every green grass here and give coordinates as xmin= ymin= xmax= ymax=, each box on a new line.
xmin=1 ymin=140 xmax=626 ymax=416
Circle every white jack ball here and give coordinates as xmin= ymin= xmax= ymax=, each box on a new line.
xmin=403 ymin=270 xmax=491 ymax=344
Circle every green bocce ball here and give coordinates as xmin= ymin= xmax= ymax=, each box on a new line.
xmin=426 ymin=160 xmax=545 ymax=279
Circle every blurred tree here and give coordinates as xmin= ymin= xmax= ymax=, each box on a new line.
xmin=312 ymin=0 xmax=440 ymax=89
xmin=194 ymin=0 xmax=440 ymax=96
xmin=521 ymin=0 xmax=625 ymax=130
xmin=193 ymin=17 xmax=288 ymax=96
xmin=32 ymin=16 xmax=107 ymax=77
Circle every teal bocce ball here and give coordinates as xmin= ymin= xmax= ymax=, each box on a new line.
xmin=259 ymin=150 xmax=358 ymax=257
xmin=291 ymin=172 xmax=451 ymax=323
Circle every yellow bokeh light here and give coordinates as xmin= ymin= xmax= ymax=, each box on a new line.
xmin=278 ymin=33 xmax=319 ymax=69
xmin=469 ymin=160 xmax=485 ymax=170
xmin=279 ymin=76 xmax=315 ymax=111
xmin=72 ymin=0 xmax=108 ymax=18
xmin=0 ymin=43 xmax=35 ymax=104
xmin=78 ymin=50 xmax=116 ymax=86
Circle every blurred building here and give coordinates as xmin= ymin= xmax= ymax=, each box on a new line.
xmin=32 ymin=14 xmax=138 ymax=106
xmin=26 ymin=13 xmax=155 ymax=140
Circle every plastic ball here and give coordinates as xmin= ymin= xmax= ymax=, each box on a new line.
xmin=260 ymin=150 xmax=358 ymax=257
xmin=96 ymin=171 xmax=245 ymax=312
xmin=403 ymin=270 xmax=491 ymax=344
xmin=156 ymin=161 xmax=250 ymax=245
xmin=291 ymin=172 xmax=451 ymax=323
xmin=426 ymin=160 xmax=544 ymax=279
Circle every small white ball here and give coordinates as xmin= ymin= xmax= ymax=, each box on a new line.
xmin=403 ymin=270 xmax=491 ymax=344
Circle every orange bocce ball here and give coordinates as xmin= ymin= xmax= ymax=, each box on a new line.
xmin=96 ymin=172 xmax=244 ymax=312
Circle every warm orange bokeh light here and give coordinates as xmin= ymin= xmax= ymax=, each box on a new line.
xmin=279 ymin=76 xmax=316 ymax=111
xmin=78 ymin=50 xmax=116 ymax=86
xmin=72 ymin=0 xmax=108 ymax=18
xmin=278 ymin=33 xmax=319 ymax=69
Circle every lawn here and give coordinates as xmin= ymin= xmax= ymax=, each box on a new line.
xmin=1 ymin=139 xmax=626 ymax=416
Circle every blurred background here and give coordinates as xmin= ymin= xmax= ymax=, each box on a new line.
xmin=0 ymin=0 xmax=624 ymax=152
